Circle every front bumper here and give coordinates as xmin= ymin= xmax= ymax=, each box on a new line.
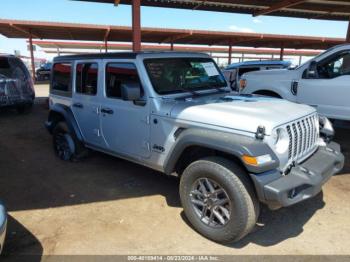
xmin=0 ymin=203 xmax=7 ymax=254
xmin=250 ymin=142 xmax=344 ymax=210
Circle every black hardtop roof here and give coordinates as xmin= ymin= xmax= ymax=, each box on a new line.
xmin=53 ymin=51 xmax=209 ymax=62
xmin=53 ymin=52 xmax=138 ymax=62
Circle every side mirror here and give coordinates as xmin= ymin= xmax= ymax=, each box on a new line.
xmin=307 ymin=61 xmax=318 ymax=78
xmin=121 ymin=82 xmax=141 ymax=101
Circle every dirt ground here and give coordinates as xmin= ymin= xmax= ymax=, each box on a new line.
xmin=0 ymin=84 xmax=350 ymax=258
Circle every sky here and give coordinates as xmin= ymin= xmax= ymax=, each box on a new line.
xmin=0 ymin=0 xmax=348 ymax=61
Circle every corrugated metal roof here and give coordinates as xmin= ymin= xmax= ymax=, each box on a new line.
xmin=32 ymin=40 xmax=323 ymax=56
xmin=75 ymin=0 xmax=350 ymax=21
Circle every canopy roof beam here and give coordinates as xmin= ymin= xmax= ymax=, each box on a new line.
xmin=254 ymin=0 xmax=307 ymax=17
xmin=161 ymin=32 xmax=192 ymax=44
xmin=9 ymin=24 xmax=40 ymax=39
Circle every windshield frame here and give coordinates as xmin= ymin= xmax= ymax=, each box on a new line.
xmin=143 ymin=57 xmax=228 ymax=96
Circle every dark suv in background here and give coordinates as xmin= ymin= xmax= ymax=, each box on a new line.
xmin=35 ymin=62 xmax=52 ymax=81
xmin=0 ymin=55 xmax=35 ymax=113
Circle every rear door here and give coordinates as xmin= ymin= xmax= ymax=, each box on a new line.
xmin=71 ymin=60 xmax=103 ymax=146
xmin=99 ymin=61 xmax=151 ymax=158
xmin=297 ymin=51 xmax=350 ymax=120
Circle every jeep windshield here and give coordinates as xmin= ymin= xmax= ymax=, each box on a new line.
xmin=144 ymin=57 xmax=227 ymax=95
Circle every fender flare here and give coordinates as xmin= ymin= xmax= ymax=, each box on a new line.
xmin=163 ymin=128 xmax=279 ymax=175
xmin=46 ymin=104 xmax=84 ymax=142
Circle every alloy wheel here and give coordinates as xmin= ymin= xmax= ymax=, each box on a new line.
xmin=189 ymin=178 xmax=231 ymax=228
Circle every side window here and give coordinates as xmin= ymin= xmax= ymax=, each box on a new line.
xmin=0 ymin=57 xmax=12 ymax=78
xmin=76 ymin=63 xmax=98 ymax=95
xmin=52 ymin=63 xmax=72 ymax=92
xmin=9 ymin=58 xmax=30 ymax=89
xmin=317 ymin=52 xmax=350 ymax=79
xmin=105 ymin=63 xmax=142 ymax=99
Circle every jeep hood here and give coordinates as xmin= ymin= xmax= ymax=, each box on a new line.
xmin=168 ymin=94 xmax=316 ymax=135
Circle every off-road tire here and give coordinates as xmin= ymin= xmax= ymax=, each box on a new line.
xmin=52 ymin=122 xmax=88 ymax=161
xmin=180 ymin=156 xmax=260 ymax=243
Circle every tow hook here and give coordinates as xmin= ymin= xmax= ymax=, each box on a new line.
xmin=255 ymin=125 xmax=265 ymax=140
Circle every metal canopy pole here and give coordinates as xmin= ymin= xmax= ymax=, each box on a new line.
xmin=104 ymin=28 xmax=110 ymax=53
xmin=280 ymin=43 xmax=285 ymax=60
xmin=105 ymin=40 xmax=108 ymax=53
xmin=29 ymin=34 xmax=35 ymax=81
xmin=347 ymin=20 xmax=350 ymax=43
xmin=132 ymin=0 xmax=141 ymax=52
xmin=228 ymin=42 xmax=232 ymax=65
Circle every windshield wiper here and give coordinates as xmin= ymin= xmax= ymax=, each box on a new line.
xmin=176 ymin=86 xmax=200 ymax=96
xmin=213 ymin=86 xmax=229 ymax=93
xmin=199 ymin=83 xmax=228 ymax=93
xmin=177 ymin=75 xmax=200 ymax=96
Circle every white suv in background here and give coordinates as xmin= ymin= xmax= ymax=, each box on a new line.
xmin=240 ymin=44 xmax=350 ymax=120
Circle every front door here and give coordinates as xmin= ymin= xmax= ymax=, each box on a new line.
xmin=99 ymin=62 xmax=151 ymax=158
xmin=71 ymin=61 xmax=103 ymax=146
xmin=297 ymin=51 xmax=350 ymax=120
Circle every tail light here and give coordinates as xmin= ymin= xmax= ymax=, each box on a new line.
xmin=240 ymin=79 xmax=247 ymax=90
xmin=0 ymin=81 xmax=5 ymax=96
xmin=29 ymin=77 xmax=35 ymax=94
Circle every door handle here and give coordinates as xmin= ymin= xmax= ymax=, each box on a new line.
xmin=73 ymin=103 xmax=84 ymax=108
xmin=101 ymin=108 xmax=114 ymax=114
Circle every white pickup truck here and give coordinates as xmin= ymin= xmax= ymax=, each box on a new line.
xmin=240 ymin=44 xmax=350 ymax=120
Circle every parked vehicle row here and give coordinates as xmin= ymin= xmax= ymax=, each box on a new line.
xmin=35 ymin=62 xmax=52 ymax=82
xmin=239 ymin=44 xmax=350 ymax=121
xmin=45 ymin=52 xmax=344 ymax=243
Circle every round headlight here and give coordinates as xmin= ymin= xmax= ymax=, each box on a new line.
xmin=273 ymin=128 xmax=290 ymax=154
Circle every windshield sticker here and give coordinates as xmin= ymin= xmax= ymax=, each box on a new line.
xmin=201 ymin=62 xmax=219 ymax=76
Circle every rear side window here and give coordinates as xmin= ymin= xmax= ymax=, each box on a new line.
xmin=105 ymin=63 xmax=141 ymax=99
xmin=9 ymin=57 xmax=31 ymax=81
xmin=76 ymin=63 xmax=98 ymax=95
xmin=52 ymin=63 xmax=72 ymax=92
xmin=0 ymin=57 xmax=11 ymax=78
xmin=0 ymin=57 xmax=10 ymax=69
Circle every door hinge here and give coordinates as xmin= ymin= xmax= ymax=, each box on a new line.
xmin=142 ymin=141 xmax=151 ymax=152
xmin=93 ymin=128 xmax=101 ymax=137
xmin=93 ymin=106 xmax=100 ymax=115
xmin=142 ymin=116 xmax=150 ymax=125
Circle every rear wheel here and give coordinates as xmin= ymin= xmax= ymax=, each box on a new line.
xmin=180 ymin=157 xmax=259 ymax=243
xmin=52 ymin=122 xmax=87 ymax=161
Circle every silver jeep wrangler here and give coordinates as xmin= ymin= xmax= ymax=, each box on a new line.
xmin=46 ymin=52 xmax=344 ymax=243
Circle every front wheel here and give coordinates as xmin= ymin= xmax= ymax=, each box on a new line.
xmin=179 ymin=157 xmax=259 ymax=243
xmin=52 ymin=122 xmax=87 ymax=161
